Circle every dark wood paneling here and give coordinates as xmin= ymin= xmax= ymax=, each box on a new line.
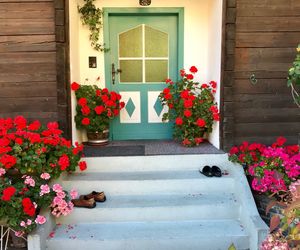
xmin=0 ymin=82 xmax=57 ymax=97
xmin=237 ymin=17 xmax=300 ymax=32
xmin=0 ymin=35 xmax=56 ymax=52
xmin=0 ymin=0 xmax=59 ymax=128
xmin=0 ymin=20 xmax=55 ymax=36
xmin=222 ymin=0 xmax=300 ymax=150
xmin=0 ymin=97 xmax=57 ymax=112
xmin=237 ymin=0 xmax=300 ymax=17
xmin=0 ymin=3 xmax=54 ymax=19
xmin=236 ymin=33 xmax=300 ymax=48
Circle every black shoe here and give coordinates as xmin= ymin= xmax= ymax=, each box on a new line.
xmin=199 ymin=165 xmax=213 ymax=177
xmin=211 ymin=165 xmax=222 ymax=177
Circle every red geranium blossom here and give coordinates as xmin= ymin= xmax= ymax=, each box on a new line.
xmin=175 ymin=117 xmax=183 ymax=125
xmin=78 ymin=98 xmax=87 ymax=106
xmin=196 ymin=118 xmax=206 ymax=127
xmin=79 ymin=161 xmax=87 ymax=171
xmin=182 ymin=138 xmax=191 ymax=146
xmin=189 ymin=66 xmax=198 ymax=74
xmin=186 ymin=74 xmax=194 ymax=80
xmin=194 ymin=137 xmax=204 ymax=145
xmin=58 ymin=154 xmax=70 ymax=171
xmin=163 ymin=88 xmax=170 ymax=94
xmin=95 ymin=106 xmax=105 ymax=115
xmin=180 ymin=90 xmax=189 ymax=99
xmin=71 ymin=82 xmax=80 ymax=91
xmin=0 ymin=154 xmax=17 ymax=169
xmin=22 ymin=198 xmax=36 ymax=217
xmin=184 ymin=99 xmax=193 ymax=109
xmin=28 ymin=120 xmax=41 ymax=131
xmin=184 ymin=110 xmax=192 ymax=118
xmin=14 ymin=116 xmax=27 ymax=130
xmin=210 ymin=81 xmax=217 ymax=89
xmin=1 ymin=186 xmax=16 ymax=201
xmin=81 ymin=118 xmax=90 ymax=126
xmin=164 ymin=93 xmax=172 ymax=100
xmin=81 ymin=105 xmax=91 ymax=116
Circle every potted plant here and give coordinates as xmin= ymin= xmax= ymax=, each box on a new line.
xmin=159 ymin=66 xmax=220 ymax=147
xmin=71 ymin=82 xmax=124 ymax=145
xmin=0 ymin=116 xmax=86 ymax=238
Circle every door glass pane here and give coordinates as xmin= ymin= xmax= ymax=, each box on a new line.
xmin=145 ymin=60 xmax=168 ymax=82
xmin=119 ymin=60 xmax=143 ymax=83
xmin=145 ymin=26 xmax=168 ymax=58
xmin=119 ymin=26 xmax=142 ymax=57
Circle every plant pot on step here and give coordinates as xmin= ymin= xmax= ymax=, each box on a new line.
xmin=87 ymin=129 xmax=109 ymax=146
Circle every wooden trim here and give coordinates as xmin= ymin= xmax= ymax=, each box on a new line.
xmin=220 ymin=0 xmax=237 ymax=151
xmin=55 ymin=0 xmax=71 ymax=138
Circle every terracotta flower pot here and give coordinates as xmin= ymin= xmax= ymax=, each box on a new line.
xmin=87 ymin=130 xmax=109 ymax=146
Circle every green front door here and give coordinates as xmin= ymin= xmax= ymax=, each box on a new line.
xmin=105 ymin=9 xmax=183 ymax=140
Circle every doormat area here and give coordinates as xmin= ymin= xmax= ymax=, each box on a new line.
xmin=83 ymin=140 xmax=223 ymax=157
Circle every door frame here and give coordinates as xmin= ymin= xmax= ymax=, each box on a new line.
xmin=103 ymin=7 xmax=184 ymax=140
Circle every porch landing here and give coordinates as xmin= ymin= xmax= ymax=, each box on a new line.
xmin=83 ymin=140 xmax=223 ymax=157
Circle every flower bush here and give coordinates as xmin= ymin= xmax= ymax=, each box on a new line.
xmin=260 ymin=180 xmax=300 ymax=250
xmin=159 ymin=66 xmax=220 ymax=146
xmin=72 ymin=82 xmax=125 ymax=132
xmin=0 ymin=116 xmax=85 ymax=236
xmin=228 ymin=137 xmax=300 ymax=194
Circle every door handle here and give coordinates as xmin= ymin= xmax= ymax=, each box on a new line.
xmin=112 ymin=63 xmax=122 ymax=85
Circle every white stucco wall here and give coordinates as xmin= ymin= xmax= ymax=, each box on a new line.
xmin=69 ymin=0 xmax=223 ymax=148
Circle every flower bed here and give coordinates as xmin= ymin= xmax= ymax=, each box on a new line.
xmin=0 ymin=116 xmax=86 ymax=237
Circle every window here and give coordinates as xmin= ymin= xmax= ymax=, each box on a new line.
xmin=118 ymin=24 xmax=169 ymax=83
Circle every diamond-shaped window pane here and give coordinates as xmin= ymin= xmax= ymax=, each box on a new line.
xmin=125 ymin=98 xmax=136 ymax=117
xmin=153 ymin=97 xmax=164 ymax=117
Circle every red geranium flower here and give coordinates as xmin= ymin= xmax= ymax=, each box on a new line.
xmin=196 ymin=119 xmax=206 ymax=127
xmin=22 ymin=198 xmax=36 ymax=217
xmin=180 ymin=90 xmax=189 ymax=99
xmin=95 ymin=106 xmax=105 ymax=115
xmin=79 ymin=161 xmax=87 ymax=171
xmin=213 ymin=113 xmax=220 ymax=121
xmin=15 ymin=138 xmax=23 ymax=145
xmin=210 ymin=81 xmax=217 ymax=88
xmin=81 ymin=118 xmax=90 ymax=126
xmin=71 ymin=82 xmax=80 ymax=91
xmin=14 ymin=116 xmax=27 ymax=130
xmin=96 ymin=89 xmax=101 ymax=96
xmin=1 ymin=186 xmax=16 ymax=201
xmin=201 ymin=84 xmax=209 ymax=89
xmin=0 ymin=154 xmax=17 ymax=169
xmin=163 ymin=88 xmax=170 ymax=94
xmin=28 ymin=120 xmax=41 ymax=131
xmin=164 ymin=93 xmax=172 ymax=100
xmin=186 ymin=74 xmax=194 ymax=80
xmin=194 ymin=137 xmax=204 ymax=145
xmin=189 ymin=66 xmax=198 ymax=74
xmin=58 ymin=154 xmax=70 ymax=171
xmin=175 ymin=117 xmax=183 ymax=125
xmin=184 ymin=99 xmax=193 ymax=109
xmin=81 ymin=105 xmax=91 ymax=116
xmin=182 ymin=138 xmax=191 ymax=146
xmin=78 ymin=98 xmax=87 ymax=106
xmin=101 ymin=95 xmax=109 ymax=103
xmin=102 ymin=88 xmax=109 ymax=94
xmin=184 ymin=110 xmax=192 ymax=118
xmin=113 ymin=109 xmax=119 ymax=116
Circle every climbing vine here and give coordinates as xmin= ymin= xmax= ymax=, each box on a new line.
xmin=78 ymin=0 xmax=109 ymax=52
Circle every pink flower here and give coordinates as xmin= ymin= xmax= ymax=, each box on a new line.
xmin=56 ymin=191 xmax=66 ymax=199
xmin=70 ymin=189 xmax=78 ymax=199
xmin=24 ymin=176 xmax=35 ymax=187
xmin=35 ymin=215 xmax=46 ymax=225
xmin=15 ymin=231 xmax=24 ymax=238
xmin=40 ymin=184 xmax=50 ymax=196
xmin=40 ymin=173 xmax=51 ymax=180
xmin=52 ymin=196 xmax=63 ymax=206
xmin=26 ymin=219 xmax=32 ymax=226
xmin=0 ymin=168 xmax=6 ymax=176
xmin=52 ymin=184 xmax=63 ymax=193
xmin=20 ymin=221 xmax=26 ymax=227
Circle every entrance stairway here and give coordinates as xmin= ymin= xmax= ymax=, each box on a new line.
xmin=29 ymin=154 xmax=268 ymax=250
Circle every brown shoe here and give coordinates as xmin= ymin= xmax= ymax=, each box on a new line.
xmin=71 ymin=197 xmax=96 ymax=208
xmin=80 ymin=191 xmax=106 ymax=202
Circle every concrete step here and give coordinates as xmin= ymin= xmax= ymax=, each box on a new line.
xmin=63 ymin=170 xmax=235 ymax=195
xmin=57 ymin=193 xmax=239 ymax=224
xmin=46 ymin=219 xmax=249 ymax=250
xmin=80 ymin=154 xmax=229 ymax=173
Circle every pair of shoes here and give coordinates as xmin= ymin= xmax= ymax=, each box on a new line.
xmin=80 ymin=191 xmax=106 ymax=202
xmin=199 ymin=165 xmax=222 ymax=177
xmin=72 ymin=191 xmax=106 ymax=208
